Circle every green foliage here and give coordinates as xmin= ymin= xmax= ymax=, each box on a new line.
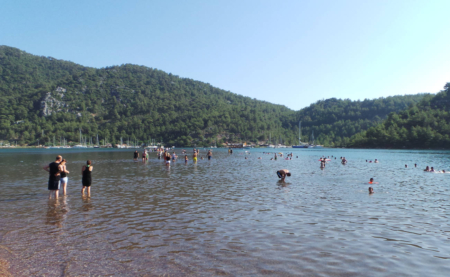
xmin=289 ymin=95 xmax=426 ymax=147
xmin=350 ymin=83 xmax=450 ymax=149
xmin=0 ymin=45 xmax=425 ymax=147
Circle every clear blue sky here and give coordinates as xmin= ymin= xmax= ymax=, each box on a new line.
xmin=1 ymin=0 xmax=450 ymax=110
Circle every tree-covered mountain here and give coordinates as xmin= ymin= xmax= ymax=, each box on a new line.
xmin=349 ymin=83 xmax=450 ymax=149
xmin=290 ymin=95 xmax=426 ymax=147
xmin=0 ymin=45 xmax=426 ymax=147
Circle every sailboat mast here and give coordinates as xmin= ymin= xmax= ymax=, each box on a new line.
xmin=299 ymin=121 xmax=302 ymax=143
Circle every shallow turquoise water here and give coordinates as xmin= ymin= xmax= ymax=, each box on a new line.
xmin=0 ymin=148 xmax=449 ymax=276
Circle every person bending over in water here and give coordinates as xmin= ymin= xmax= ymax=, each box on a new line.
xmin=369 ymin=187 xmax=374 ymax=194
xmin=81 ymin=160 xmax=93 ymax=196
xmin=277 ymin=169 xmax=291 ymax=182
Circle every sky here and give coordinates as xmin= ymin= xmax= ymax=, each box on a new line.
xmin=1 ymin=0 xmax=450 ymax=110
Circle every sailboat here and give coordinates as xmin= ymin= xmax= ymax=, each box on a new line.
xmin=292 ymin=121 xmax=309 ymax=148
xmin=94 ymin=134 xmax=100 ymax=148
xmin=268 ymin=133 xmax=275 ymax=148
xmin=309 ymin=130 xmax=324 ymax=148
xmin=72 ymin=129 xmax=87 ymax=148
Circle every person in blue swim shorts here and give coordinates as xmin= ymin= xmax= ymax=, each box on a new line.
xmin=276 ymin=169 xmax=291 ymax=182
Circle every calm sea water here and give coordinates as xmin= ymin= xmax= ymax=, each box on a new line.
xmin=0 ymin=148 xmax=449 ymax=276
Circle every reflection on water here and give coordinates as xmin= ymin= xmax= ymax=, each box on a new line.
xmin=45 ymin=198 xmax=69 ymax=228
xmin=0 ymin=148 xmax=450 ymax=276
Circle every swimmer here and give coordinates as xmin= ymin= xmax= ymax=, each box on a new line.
xmin=258 ymin=157 xmax=262 ymax=159
xmin=415 ymin=163 xmax=417 ymax=168
xmin=374 ymin=159 xmax=378 ymax=163
xmin=276 ymin=169 xmax=291 ymax=182
xmin=424 ymin=166 xmax=430 ymax=172
xmin=201 ymin=157 xmax=204 ymax=160
xmin=134 ymin=150 xmax=139 ymax=161
xmin=430 ymin=167 xmax=435 ymax=172
xmin=405 ymin=164 xmax=408 ymax=168
xmin=369 ymin=178 xmax=374 ymax=184
xmin=245 ymin=157 xmax=248 ymax=159
xmin=369 ymin=187 xmax=374 ymax=194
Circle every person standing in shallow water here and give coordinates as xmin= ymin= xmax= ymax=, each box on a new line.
xmin=193 ymin=150 xmax=198 ymax=163
xmin=81 ymin=160 xmax=93 ymax=196
xmin=44 ymin=155 xmax=62 ymax=199
xmin=59 ymin=159 xmax=70 ymax=196
xmin=207 ymin=149 xmax=212 ymax=160
xmin=134 ymin=150 xmax=139 ymax=161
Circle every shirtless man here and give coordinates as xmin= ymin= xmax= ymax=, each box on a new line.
xmin=276 ymin=169 xmax=291 ymax=182
xmin=207 ymin=150 xmax=212 ymax=160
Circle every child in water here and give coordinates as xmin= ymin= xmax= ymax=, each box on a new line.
xmin=369 ymin=187 xmax=374 ymax=194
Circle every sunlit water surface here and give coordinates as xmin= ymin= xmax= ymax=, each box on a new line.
xmin=0 ymin=148 xmax=449 ymax=276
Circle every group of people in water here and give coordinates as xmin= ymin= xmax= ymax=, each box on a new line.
xmin=134 ymin=148 xmax=214 ymax=166
xmin=423 ymin=166 xmax=446 ymax=173
xmin=43 ymin=155 xmax=93 ymax=199
xmin=45 ymin=148 xmax=447 ymax=199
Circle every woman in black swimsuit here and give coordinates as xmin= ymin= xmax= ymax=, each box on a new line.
xmin=81 ymin=160 xmax=93 ymax=196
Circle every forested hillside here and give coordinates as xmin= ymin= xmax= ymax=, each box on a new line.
xmin=350 ymin=83 xmax=450 ymax=149
xmin=0 ymin=46 xmax=426 ymax=147
xmin=290 ymin=95 xmax=426 ymax=147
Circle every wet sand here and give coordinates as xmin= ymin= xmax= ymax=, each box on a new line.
xmin=0 ymin=258 xmax=12 ymax=277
